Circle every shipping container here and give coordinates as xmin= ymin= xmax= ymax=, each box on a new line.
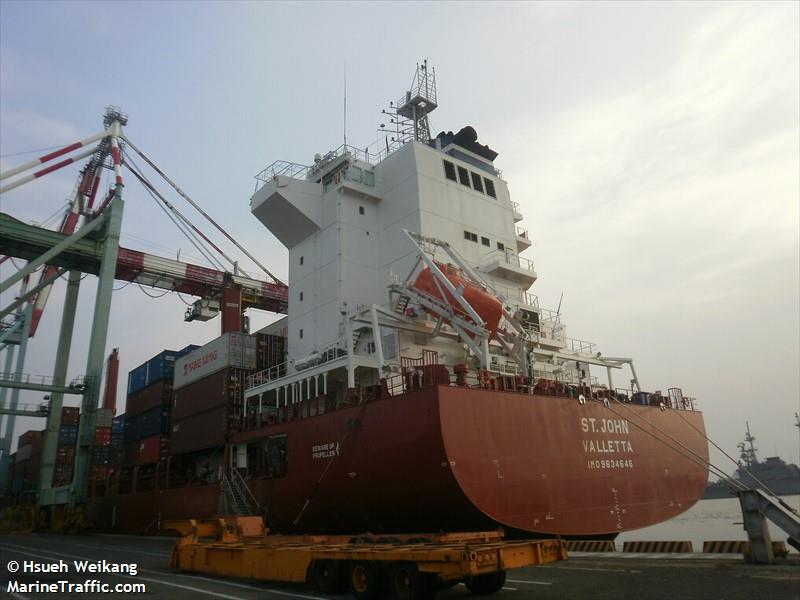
xmin=61 ymin=406 xmax=80 ymax=426
xmin=19 ymin=430 xmax=43 ymax=447
xmin=109 ymin=448 xmax=124 ymax=465
xmin=145 ymin=350 xmax=179 ymax=387
xmin=91 ymin=446 xmax=110 ymax=465
xmin=136 ymin=435 xmax=168 ymax=465
xmin=256 ymin=333 xmax=287 ymax=371
xmin=15 ymin=444 xmax=32 ymax=462
xmin=127 ymin=362 xmax=147 ymax=395
xmin=58 ymin=425 xmax=78 ymax=445
xmin=170 ymin=406 xmax=230 ymax=455
xmin=94 ymin=426 xmax=112 ymax=446
xmin=178 ymin=344 xmax=201 ymax=357
xmin=124 ymin=406 xmax=170 ymax=443
xmin=112 ymin=415 xmax=125 ymax=434
xmin=91 ymin=464 xmax=111 ymax=479
xmin=110 ymin=432 xmax=124 ymax=450
xmin=95 ymin=408 xmax=114 ymax=428
xmin=173 ymin=367 xmax=248 ymax=421
xmin=126 ymin=380 xmax=173 ymax=417
xmin=174 ymin=332 xmax=256 ymax=390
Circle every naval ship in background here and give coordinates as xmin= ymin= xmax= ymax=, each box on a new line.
xmin=704 ymin=420 xmax=800 ymax=499
xmin=64 ymin=63 xmax=709 ymax=537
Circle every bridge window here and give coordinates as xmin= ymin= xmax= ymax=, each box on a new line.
xmin=457 ymin=166 xmax=471 ymax=187
xmin=443 ymin=160 xmax=457 ymax=181
xmin=497 ymin=242 xmax=505 ymax=251
xmin=481 ymin=236 xmax=490 ymax=247
xmin=484 ymin=177 xmax=496 ymax=198
xmin=464 ymin=230 xmax=478 ymax=243
xmin=471 ymin=172 xmax=484 ymax=193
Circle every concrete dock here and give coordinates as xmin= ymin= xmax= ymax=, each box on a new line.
xmin=1 ymin=533 xmax=798 ymax=599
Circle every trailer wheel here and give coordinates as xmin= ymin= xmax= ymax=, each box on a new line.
xmin=350 ymin=561 xmax=383 ymax=600
xmin=465 ymin=570 xmax=506 ymax=596
xmin=313 ymin=559 xmax=346 ymax=594
xmin=388 ymin=562 xmax=437 ymax=600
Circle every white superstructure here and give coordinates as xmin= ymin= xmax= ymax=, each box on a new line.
xmin=246 ymin=64 xmax=639 ymax=407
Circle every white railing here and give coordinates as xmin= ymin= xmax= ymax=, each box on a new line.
xmin=516 ymin=225 xmax=530 ymax=240
xmin=484 ymin=248 xmax=536 ymax=272
xmin=246 ymin=362 xmax=287 ymax=390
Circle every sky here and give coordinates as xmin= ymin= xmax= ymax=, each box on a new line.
xmin=1 ymin=1 xmax=798 ymax=477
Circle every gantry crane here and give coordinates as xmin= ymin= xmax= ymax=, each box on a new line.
xmin=0 ymin=107 xmax=287 ymax=513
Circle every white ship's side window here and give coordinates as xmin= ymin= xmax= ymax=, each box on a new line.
xmin=497 ymin=242 xmax=505 ymax=251
xmin=443 ymin=160 xmax=457 ymax=181
xmin=363 ymin=170 xmax=375 ymax=186
xmin=348 ymin=166 xmax=362 ymax=183
xmin=457 ymin=166 xmax=471 ymax=187
xmin=481 ymin=236 xmax=490 ymax=247
xmin=484 ymin=177 xmax=496 ymax=198
xmin=471 ymin=172 xmax=484 ymax=193
xmin=300 ymin=256 xmax=304 ymax=265
xmin=299 ymin=291 xmax=304 ymax=301
xmin=464 ymin=230 xmax=478 ymax=243
xmin=359 ymin=206 xmax=365 ymax=215
xmin=299 ymin=329 xmax=304 ymax=339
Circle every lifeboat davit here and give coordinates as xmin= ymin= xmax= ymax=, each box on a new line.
xmin=412 ymin=262 xmax=503 ymax=335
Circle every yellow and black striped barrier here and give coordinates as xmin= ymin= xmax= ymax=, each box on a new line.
xmin=566 ymin=540 xmax=616 ymax=552
xmin=622 ymin=540 xmax=693 ymax=553
xmin=703 ymin=540 xmax=789 ymax=558
xmin=702 ymin=540 xmax=748 ymax=554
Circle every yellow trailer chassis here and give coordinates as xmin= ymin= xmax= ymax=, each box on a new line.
xmin=168 ymin=517 xmax=567 ymax=599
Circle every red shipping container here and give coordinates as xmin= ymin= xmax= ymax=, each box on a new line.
xmin=126 ymin=380 xmax=174 ymax=417
xmin=136 ymin=435 xmax=167 ymax=465
xmin=173 ymin=368 xmax=247 ymax=421
xmin=61 ymin=407 xmax=80 ymax=425
xmin=94 ymin=427 xmax=112 ymax=446
xmin=19 ymin=430 xmax=43 ymax=447
xmin=170 ymin=406 xmax=229 ymax=455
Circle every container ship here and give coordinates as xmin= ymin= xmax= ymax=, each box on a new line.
xmin=6 ymin=64 xmax=709 ymax=538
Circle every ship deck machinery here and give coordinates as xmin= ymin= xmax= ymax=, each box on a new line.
xmin=236 ymin=120 xmax=708 ymax=538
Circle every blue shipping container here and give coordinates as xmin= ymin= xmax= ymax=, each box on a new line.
xmin=112 ymin=415 xmax=125 ymax=434
xmin=145 ymin=350 xmax=179 ymax=387
xmin=127 ymin=363 xmax=147 ymax=395
xmin=91 ymin=447 xmax=110 ymax=465
xmin=177 ymin=344 xmax=201 ymax=358
xmin=58 ymin=426 xmax=78 ymax=445
xmin=124 ymin=406 xmax=171 ymax=443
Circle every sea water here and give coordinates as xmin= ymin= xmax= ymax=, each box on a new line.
xmin=616 ymin=494 xmax=800 ymax=552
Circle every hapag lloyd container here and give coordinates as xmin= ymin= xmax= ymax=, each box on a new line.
xmin=174 ymin=332 xmax=256 ymax=390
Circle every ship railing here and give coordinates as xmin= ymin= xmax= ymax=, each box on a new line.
xmin=254 ymin=160 xmax=311 ymax=192
xmin=483 ymin=248 xmax=536 ymax=272
xmin=247 ymin=362 xmax=288 ymax=390
xmin=564 ymin=337 xmax=596 ymax=353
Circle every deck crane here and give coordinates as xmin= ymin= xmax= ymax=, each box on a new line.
xmin=0 ymin=106 xmax=287 ymax=517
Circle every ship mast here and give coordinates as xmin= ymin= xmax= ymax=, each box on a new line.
xmin=738 ymin=421 xmax=759 ymax=468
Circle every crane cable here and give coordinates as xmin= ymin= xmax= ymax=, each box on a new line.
xmin=123 ymin=156 xmax=231 ymax=273
xmin=127 ymin=161 xmax=225 ymax=272
xmin=122 ymin=135 xmax=286 ymax=287
xmin=670 ymin=407 xmax=799 ymax=515
xmin=600 ymin=398 xmax=748 ymax=492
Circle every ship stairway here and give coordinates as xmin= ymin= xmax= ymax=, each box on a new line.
xmin=738 ymin=487 xmax=800 ymax=563
xmin=224 ymin=468 xmax=261 ymax=517
xmin=394 ymin=294 xmax=411 ymax=315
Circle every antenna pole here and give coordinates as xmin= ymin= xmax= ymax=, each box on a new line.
xmin=343 ymin=62 xmax=347 ymax=147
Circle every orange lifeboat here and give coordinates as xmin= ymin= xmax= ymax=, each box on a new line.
xmin=412 ymin=261 xmax=502 ymax=336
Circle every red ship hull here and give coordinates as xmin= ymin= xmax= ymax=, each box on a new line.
xmin=87 ymin=385 xmax=708 ymax=536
